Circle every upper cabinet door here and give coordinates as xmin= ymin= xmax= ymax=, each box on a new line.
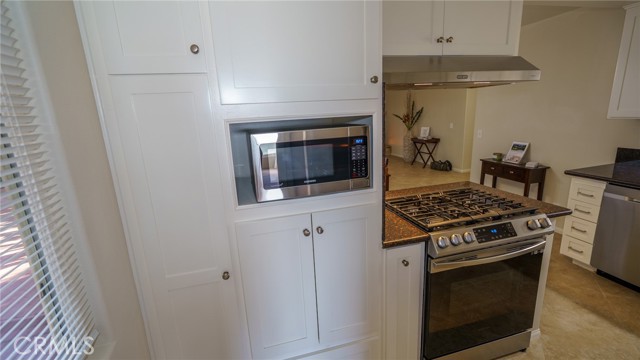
xmin=608 ymin=3 xmax=640 ymax=119
xmin=443 ymin=0 xmax=522 ymax=55
xmin=209 ymin=1 xmax=381 ymax=104
xmin=383 ymin=0 xmax=444 ymax=55
xmin=382 ymin=0 xmax=522 ymax=56
xmin=92 ymin=1 xmax=206 ymax=74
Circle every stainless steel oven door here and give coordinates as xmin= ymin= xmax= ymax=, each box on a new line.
xmin=424 ymin=239 xmax=546 ymax=360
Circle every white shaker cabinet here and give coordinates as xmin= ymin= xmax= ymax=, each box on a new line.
xmin=383 ymin=0 xmax=522 ymax=56
xmin=235 ymin=204 xmax=382 ymax=359
xmin=209 ymin=1 xmax=381 ymax=104
xmin=384 ymin=243 xmax=424 ymax=360
xmin=608 ymin=3 xmax=640 ymax=119
xmin=89 ymin=1 xmax=207 ymax=74
xmin=107 ymin=75 xmax=242 ymax=359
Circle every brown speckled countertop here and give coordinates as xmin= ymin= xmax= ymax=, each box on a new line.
xmin=383 ymin=181 xmax=572 ymax=248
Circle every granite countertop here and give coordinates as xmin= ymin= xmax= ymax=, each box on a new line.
xmin=383 ymin=181 xmax=572 ymax=248
xmin=564 ymin=160 xmax=640 ymax=190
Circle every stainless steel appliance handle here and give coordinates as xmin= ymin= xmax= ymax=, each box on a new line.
xmin=430 ymin=240 xmax=546 ymax=273
xmin=603 ymin=191 xmax=640 ymax=203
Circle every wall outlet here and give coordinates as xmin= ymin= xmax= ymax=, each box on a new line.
xmin=477 ymin=129 xmax=483 ymax=138
xmin=449 ymin=122 xmax=454 ymax=129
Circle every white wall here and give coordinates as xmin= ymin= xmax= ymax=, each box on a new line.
xmin=22 ymin=2 xmax=150 ymax=359
xmin=385 ymin=89 xmax=475 ymax=172
xmin=470 ymin=8 xmax=640 ymax=209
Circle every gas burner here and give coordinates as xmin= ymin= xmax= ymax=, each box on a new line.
xmin=386 ymin=188 xmax=538 ymax=232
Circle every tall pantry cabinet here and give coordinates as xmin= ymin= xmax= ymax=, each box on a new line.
xmin=74 ymin=1 xmax=383 ymax=359
xmin=74 ymin=2 xmax=245 ymax=359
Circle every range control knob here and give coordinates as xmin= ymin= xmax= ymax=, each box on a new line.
xmin=463 ymin=232 xmax=475 ymax=243
xmin=539 ymin=218 xmax=552 ymax=229
xmin=437 ymin=236 xmax=449 ymax=249
xmin=526 ymin=219 xmax=541 ymax=230
xmin=450 ymin=234 xmax=462 ymax=246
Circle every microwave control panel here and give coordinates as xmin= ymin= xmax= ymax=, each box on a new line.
xmin=350 ymin=137 xmax=368 ymax=178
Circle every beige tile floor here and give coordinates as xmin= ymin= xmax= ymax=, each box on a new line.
xmin=386 ymin=155 xmax=640 ymax=359
xmin=386 ymin=155 xmax=469 ymax=191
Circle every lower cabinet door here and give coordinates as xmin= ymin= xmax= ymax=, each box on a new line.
xmin=108 ymin=75 xmax=243 ymax=359
xmin=384 ymin=243 xmax=424 ymax=360
xmin=235 ymin=214 xmax=319 ymax=359
xmin=312 ymin=204 xmax=382 ymax=346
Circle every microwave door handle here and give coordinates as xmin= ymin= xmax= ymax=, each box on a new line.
xmin=430 ymin=240 xmax=546 ymax=274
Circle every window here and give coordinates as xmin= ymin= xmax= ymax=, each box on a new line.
xmin=1 ymin=2 xmax=97 ymax=359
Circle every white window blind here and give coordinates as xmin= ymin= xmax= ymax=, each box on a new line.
xmin=1 ymin=2 xmax=97 ymax=359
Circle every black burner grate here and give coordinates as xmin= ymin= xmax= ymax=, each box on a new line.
xmin=386 ymin=188 xmax=538 ymax=232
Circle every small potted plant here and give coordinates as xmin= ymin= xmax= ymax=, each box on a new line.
xmin=393 ymin=92 xmax=424 ymax=162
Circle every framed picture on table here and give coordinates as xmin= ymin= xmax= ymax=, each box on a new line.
xmin=419 ymin=127 xmax=431 ymax=139
xmin=504 ymin=141 xmax=529 ymax=164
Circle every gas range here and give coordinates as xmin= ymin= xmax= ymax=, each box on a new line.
xmin=385 ymin=188 xmax=554 ymax=258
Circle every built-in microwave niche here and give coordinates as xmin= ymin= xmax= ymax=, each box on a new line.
xmin=229 ymin=115 xmax=373 ymax=206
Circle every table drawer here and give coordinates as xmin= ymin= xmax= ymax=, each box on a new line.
xmin=501 ymin=167 xmax=526 ymax=182
xmin=562 ymin=216 xmax=597 ymax=244
xmin=482 ymin=162 xmax=502 ymax=176
xmin=567 ymin=198 xmax=601 ymax=223
xmin=560 ymin=235 xmax=593 ymax=264
xmin=568 ymin=179 xmax=605 ymax=206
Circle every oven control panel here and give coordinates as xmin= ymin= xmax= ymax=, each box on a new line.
xmin=427 ymin=215 xmax=555 ymax=258
xmin=474 ymin=222 xmax=518 ymax=243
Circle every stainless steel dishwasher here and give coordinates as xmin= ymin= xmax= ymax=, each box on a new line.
xmin=591 ymin=184 xmax=640 ymax=288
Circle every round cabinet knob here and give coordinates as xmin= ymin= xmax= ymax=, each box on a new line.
xmin=190 ymin=44 xmax=200 ymax=54
xmin=450 ymin=234 xmax=462 ymax=246
xmin=303 ymin=229 xmax=311 ymax=237
xmin=446 ymin=36 xmax=454 ymax=43
xmin=316 ymin=226 xmax=324 ymax=235
xmin=402 ymin=259 xmax=410 ymax=267
xmin=222 ymin=271 xmax=230 ymax=280
xmin=526 ymin=219 xmax=541 ymax=230
xmin=370 ymin=75 xmax=379 ymax=84
xmin=463 ymin=232 xmax=475 ymax=244
xmin=437 ymin=236 xmax=449 ymax=249
xmin=436 ymin=36 xmax=444 ymax=43
xmin=539 ymin=218 xmax=552 ymax=229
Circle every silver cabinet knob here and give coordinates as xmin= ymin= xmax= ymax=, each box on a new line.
xmin=190 ymin=44 xmax=200 ymax=54
xmin=316 ymin=226 xmax=324 ymax=235
xmin=370 ymin=75 xmax=379 ymax=84
xmin=303 ymin=229 xmax=311 ymax=237
xmin=446 ymin=36 xmax=454 ymax=43
xmin=402 ymin=259 xmax=409 ymax=267
xmin=222 ymin=271 xmax=230 ymax=280
xmin=436 ymin=36 xmax=444 ymax=43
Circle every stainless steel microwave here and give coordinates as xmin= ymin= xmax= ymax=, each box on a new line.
xmin=250 ymin=125 xmax=370 ymax=202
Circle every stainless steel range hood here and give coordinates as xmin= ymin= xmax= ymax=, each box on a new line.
xmin=383 ymin=55 xmax=541 ymax=89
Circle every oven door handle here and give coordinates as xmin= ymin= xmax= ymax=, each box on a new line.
xmin=430 ymin=240 xmax=546 ymax=273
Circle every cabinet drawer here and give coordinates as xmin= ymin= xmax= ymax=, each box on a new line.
xmin=560 ymin=235 xmax=593 ymax=264
xmin=562 ymin=216 xmax=597 ymax=244
xmin=567 ymin=198 xmax=601 ymax=223
xmin=501 ymin=167 xmax=525 ymax=182
xmin=568 ymin=179 xmax=605 ymax=206
xmin=482 ymin=162 xmax=502 ymax=176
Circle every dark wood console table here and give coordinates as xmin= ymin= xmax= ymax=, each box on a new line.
xmin=480 ymin=158 xmax=550 ymax=200
xmin=411 ymin=137 xmax=440 ymax=168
